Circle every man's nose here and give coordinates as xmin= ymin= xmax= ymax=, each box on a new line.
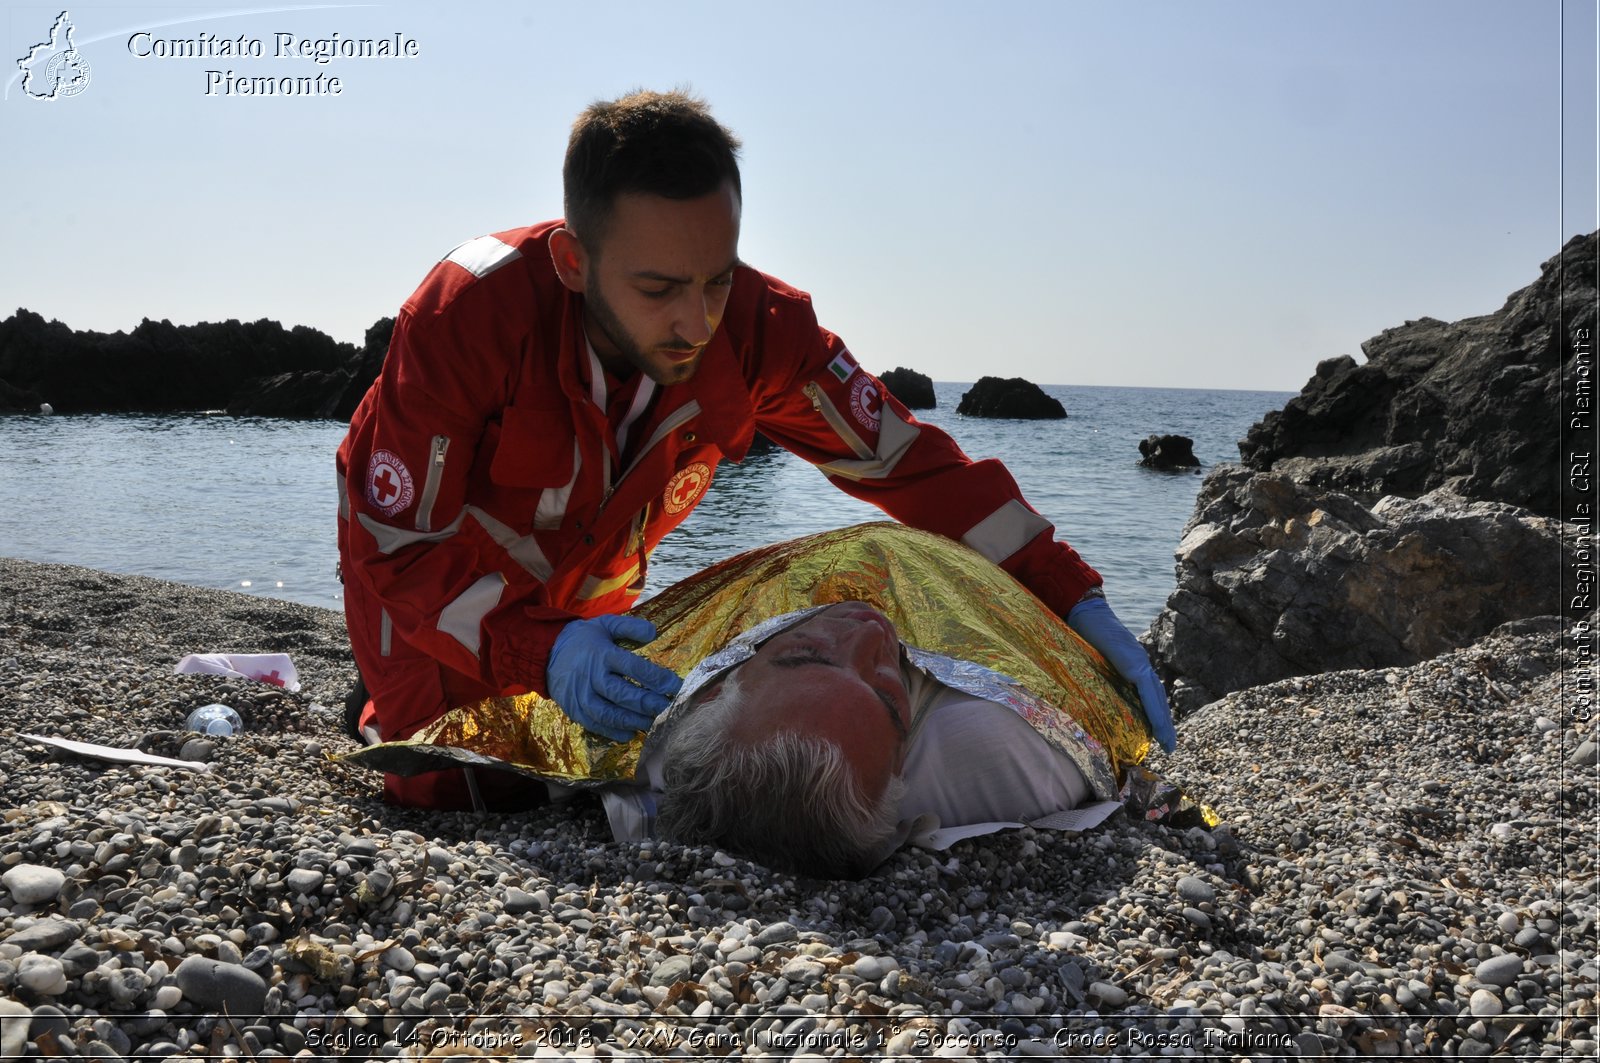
xmin=674 ymin=289 xmax=715 ymax=346
xmin=839 ymin=619 xmax=891 ymax=668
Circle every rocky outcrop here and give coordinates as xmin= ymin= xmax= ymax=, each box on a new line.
xmin=0 ymin=309 xmax=392 ymax=419
xmin=1138 ymin=434 xmax=1200 ymax=470
xmin=879 ymin=367 xmax=936 ymax=409
xmin=0 ymin=376 xmax=45 ymax=413
xmin=1144 ymin=465 xmax=1574 ymax=714
xmin=330 ymin=316 xmax=394 ymax=421
xmin=1236 ymin=232 xmax=1596 ymax=520
xmin=956 ymin=376 xmax=1065 ymax=419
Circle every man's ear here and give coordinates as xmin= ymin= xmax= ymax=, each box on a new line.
xmin=549 ymin=228 xmax=588 ymax=294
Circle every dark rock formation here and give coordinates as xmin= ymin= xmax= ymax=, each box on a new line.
xmin=1237 ymin=232 xmax=1596 ymax=519
xmin=879 ymin=367 xmax=936 ymax=409
xmin=956 ymin=376 xmax=1066 ymax=419
xmin=0 ymin=309 xmax=396 ymax=420
xmin=1138 ymin=434 xmax=1200 ymax=470
xmin=329 ymin=316 xmax=394 ymax=422
xmin=0 ymin=376 xmax=45 ymax=413
xmin=1143 ymin=465 xmax=1573 ymax=714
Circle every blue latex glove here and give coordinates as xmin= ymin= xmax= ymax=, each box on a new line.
xmin=1067 ymin=596 xmax=1177 ymax=753
xmin=546 ymin=615 xmax=682 ymax=742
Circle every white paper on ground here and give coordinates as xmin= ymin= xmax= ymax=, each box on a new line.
xmin=20 ymin=733 xmax=213 ymax=772
xmin=174 ymin=652 xmax=301 ymax=691
xmin=910 ymin=799 xmax=1123 ymax=850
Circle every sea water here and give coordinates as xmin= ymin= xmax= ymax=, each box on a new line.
xmin=0 ymin=383 xmax=1292 ymax=635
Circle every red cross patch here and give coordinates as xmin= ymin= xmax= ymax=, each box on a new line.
xmin=663 ymin=462 xmax=712 ymax=515
xmin=367 ymin=449 xmax=415 ymax=516
xmin=849 ymin=374 xmax=883 ymax=432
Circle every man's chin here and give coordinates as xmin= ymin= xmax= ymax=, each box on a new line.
xmin=649 ymin=351 xmax=704 ymax=385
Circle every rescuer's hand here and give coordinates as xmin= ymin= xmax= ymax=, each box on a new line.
xmin=1066 ymin=595 xmax=1177 ymax=753
xmin=546 ymin=615 xmax=683 ymax=742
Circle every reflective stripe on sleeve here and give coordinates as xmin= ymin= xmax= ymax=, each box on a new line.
xmin=813 ymin=398 xmax=921 ymax=482
xmin=358 ymin=511 xmax=466 ymax=554
xmin=336 ymin=471 xmax=349 ymax=521
xmin=961 ymin=500 xmax=1054 ymax=564
xmin=437 ymin=572 xmax=507 ymax=655
xmin=444 ymin=236 xmax=523 ymax=279
xmin=380 ymin=609 xmax=392 ymax=657
xmin=576 ymin=562 xmax=643 ymax=601
xmin=465 ymin=507 xmax=555 ymax=583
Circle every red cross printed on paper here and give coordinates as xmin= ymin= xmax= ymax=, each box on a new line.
xmin=366 ymin=449 xmax=415 ymax=516
xmin=260 ymin=670 xmax=286 ymax=688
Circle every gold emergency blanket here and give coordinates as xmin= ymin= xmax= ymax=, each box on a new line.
xmin=338 ymin=522 xmax=1153 ymax=784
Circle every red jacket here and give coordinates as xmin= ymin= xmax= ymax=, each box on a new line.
xmin=337 ymin=221 xmax=1100 ymax=800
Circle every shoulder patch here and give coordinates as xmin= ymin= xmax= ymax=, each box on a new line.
xmin=444 ymin=235 xmax=524 ymax=279
xmin=826 ymin=349 xmax=860 ymax=383
xmin=367 ymin=449 xmax=415 ymax=516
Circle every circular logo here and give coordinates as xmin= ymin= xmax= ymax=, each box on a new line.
xmin=849 ymin=374 xmax=882 ymax=432
xmin=45 ymin=50 xmax=91 ymax=98
xmin=367 ymin=449 xmax=415 ymax=516
xmin=662 ymin=462 xmax=712 ymax=515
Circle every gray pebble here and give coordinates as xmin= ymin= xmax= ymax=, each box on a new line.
xmin=851 ymin=955 xmax=895 ymax=981
xmin=1293 ymin=1031 xmax=1324 ymax=1057
xmin=1182 ymin=906 xmax=1211 ymax=929
xmin=1468 ymin=988 xmax=1503 ymax=1017
xmin=5 ymin=918 xmax=81 ymax=953
xmin=0 ymin=998 xmax=28 ymax=1061
xmin=284 ymin=869 xmax=323 ymax=894
xmin=2 ymin=864 xmax=67 ymax=904
xmin=382 ymin=946 xmax=416 ymax=972
xmin=503 ymin=887 xmax=540 ymax=915
xmin=1176 ymin=875 xmax=1214 ymax=904
xmin=649 ymin=956 xmax=692 ymax=986
xmin=174 ymin=955 xmax=268 ymax=1014
xmin=1568 ymin=740 xmax=1598 ymax=767
xmin=752 ymin=921 xmax=798 ymax=947
xmin=18 ymin=954 xmax=68 ymax=994
xmin=1088 ymin=980 xmax=1126 ymax=1006
xmin=1476 ymin=953 xmax=1523 ymax=988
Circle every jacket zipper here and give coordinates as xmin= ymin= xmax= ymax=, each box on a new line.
xmin=802 ymin=381 xmax=872 ymax=458
xmin=416 ymin=435 xmax=450 ymax=531
xmin=595 ymin=404 xmax=701 ymax=518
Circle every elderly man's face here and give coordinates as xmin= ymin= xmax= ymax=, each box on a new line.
xmin=722 ymin=602 xmax=912 ymax=799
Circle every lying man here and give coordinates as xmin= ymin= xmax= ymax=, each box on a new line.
xmin=646 ymin=598 xmax=1130 ymax=877
xmin=340 ymin=524 xmax=1196 ymax=875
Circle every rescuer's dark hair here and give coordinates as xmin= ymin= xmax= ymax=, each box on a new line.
xmin=563 ymin=88 xmax=743 ymax=249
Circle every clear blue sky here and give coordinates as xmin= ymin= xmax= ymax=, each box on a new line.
xmin=3 ymin=0 xmax=1594 ymax=390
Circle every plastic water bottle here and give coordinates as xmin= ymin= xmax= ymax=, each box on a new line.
xmin=185 ymin=703 xmax=243 ymax=737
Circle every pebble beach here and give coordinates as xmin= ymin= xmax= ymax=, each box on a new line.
xmin=0 ymin=557 xmax=1594 ymax=1060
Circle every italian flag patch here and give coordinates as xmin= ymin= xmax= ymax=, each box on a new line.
xmin=827 ymin=350 xmax=860 ymax=383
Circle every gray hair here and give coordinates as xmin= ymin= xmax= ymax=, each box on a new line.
xmin=655 ymin=672 xmax=906 ymax=879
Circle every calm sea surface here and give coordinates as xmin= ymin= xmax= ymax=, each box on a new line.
xmin=1 ymin=384 xmax=1292 ymax=636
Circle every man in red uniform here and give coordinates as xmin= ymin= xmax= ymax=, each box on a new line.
xmin=337 ymin=89 xmax=1175 ymax=810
